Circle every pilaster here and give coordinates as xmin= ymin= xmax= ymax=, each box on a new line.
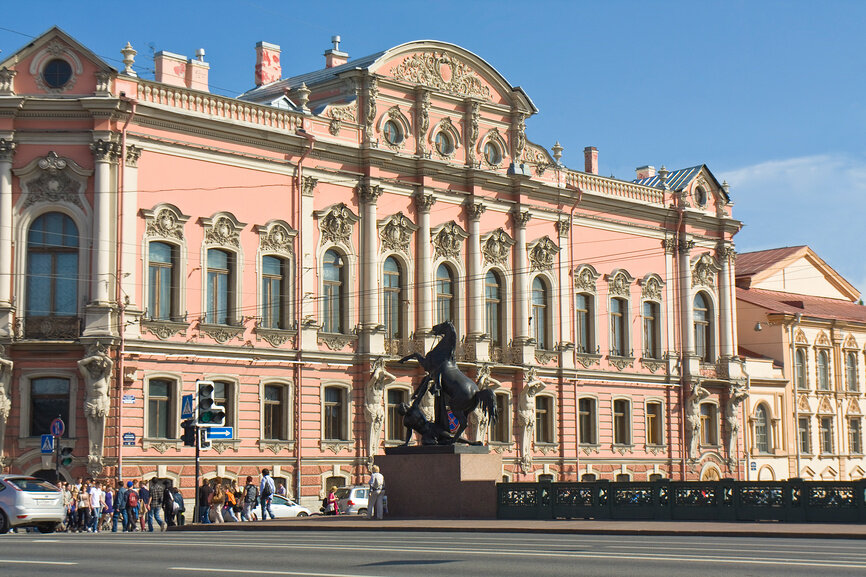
xmin=0 ymin=138 xmax=15 ymax=338
xmin=359 ymin=180 xmax=384 ymax=354
xmin=511 ymin=209 xmax=534 ymax=363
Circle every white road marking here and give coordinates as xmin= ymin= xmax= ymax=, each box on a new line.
xmin=0 ymin=559 xmax=77 ymax=565
xmin=171 ymin=568 xmax=388 ymax=577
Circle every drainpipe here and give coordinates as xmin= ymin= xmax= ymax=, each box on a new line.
xmin=791 ymin=313 xmax=801 ymax=478
xmin=742 ymin=375 xmax=750 ymax=480
xmin=294 ymin=127 xmax=315 ymax=501
xmin=673 ymin=204 xmax=686 ymax=480
xmin=568 ymin=191 xmax=583 ymax=480
xmin=116 ymin=95 xmax=137 ymax=483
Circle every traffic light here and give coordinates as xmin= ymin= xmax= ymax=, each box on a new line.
xmin=60 ymin=446 xmax=73 ymax=467
xmin=196 ymin=380 xmax=225 ymax=428
xmin=199 ymin=428 xmax=211 ymax=451
xmin=180 ymin=419 xmax=196 ymax=447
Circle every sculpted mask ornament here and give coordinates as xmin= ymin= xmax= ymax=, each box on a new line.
xmin=574 ymin=266 xmax=599 ymax=292
xmin=0 ymin=350 xmax=12 ymax=463
xmin=482 ymin=229 xmax=514 ymax=266
xmin=147 ymin=207 xmax=184 ymax=240
xmin=21 ymin=151 xmax=85 ymax=210
xmin=392 ymin=51 xmax=492 ymax=100
xmin=205 ymin=216 xmax=241 ymax=247
xmin=432 ymin=222 xmax=468 ymax=260
xmin=319 ymin=204 xmax=359 ymax=245
xmin=259 ymin=222 xmax=295 ymax=256
xmin=528 ymin=236 xmax=560 ymax=272
xmin=692 ymin=253 xmax=721 ymax=289
xmin=608 ymin=271 xmax=632 ymax=298
xmin=327 ymin=102 xmax=357 ymax=136
xmin=641 ymin=275 xmax=663 ymax=301
xmin=379 ymin=213 xmax=417 ymax=254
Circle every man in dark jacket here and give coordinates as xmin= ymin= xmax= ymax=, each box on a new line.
xmin=171 ymin=487 xmax=185 ymax=526
xmin=198 ymin=479 xmax=213 ymax=524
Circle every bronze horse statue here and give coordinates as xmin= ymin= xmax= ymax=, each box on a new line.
xmin=400 ymin=320 xmax=496 ymax=444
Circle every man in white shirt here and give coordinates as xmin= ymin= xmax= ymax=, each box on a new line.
xmin=89 ymin=482 xmax=102 ymax=532
xmin=259 ymin=469 xmax=276 ymax=520
xmin=367 ymin=465 xmax=385 ymax=519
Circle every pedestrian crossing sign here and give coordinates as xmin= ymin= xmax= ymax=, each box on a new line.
xmin=40 ymin=434 xmax=54 ymax=454
xmin=181 ymin=394 xmax=194 ymax=419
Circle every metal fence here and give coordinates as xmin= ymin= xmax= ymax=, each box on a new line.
xmin=497 ymin=478 xmax=866 ymax=523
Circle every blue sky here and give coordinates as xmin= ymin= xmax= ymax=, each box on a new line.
xmin=3 ymin=0 xmax=865 ymax=296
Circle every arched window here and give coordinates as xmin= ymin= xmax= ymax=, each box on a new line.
xmin=262 ymin=255 xmax=289 ymax=329
xmin=27 ymin=212 xmax=79 ymax=318
xmin=846 ymin=352 xmax=859 ymax=392
xmin=609 ymin=297 xmax=627 ymax=356
xmin=435 ymin=264 xmax=454 ymax=324
xmin=322 ymin=250 xmax=345 ymax=333
xmin=206 ymin=249 xmax=234 ymax=325
xmin=575 ymin=293 xmax=594 ymax=353
xmin=532 ymin=276 xmax=548 ymax=350
xmin=485 ymin=270 xmax=503 ymax=346
xmin=755 ymin=405 xmax=770 ymax=453
xmin=383 ymin=257 xmax=402 ymax=338
xmin=149 ymin=241 xmax=177 ymax=321
xmin=795 ymin=349 xmax=807 ymax=390
xmin=694 ymin=293 xmax=712 ymax=362
xmin=817 ymin=350 xmax=830 ymax=391
xmin=642 ymin=301 xmax=661 ymax=359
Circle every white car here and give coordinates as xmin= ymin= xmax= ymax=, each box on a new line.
xmin=0 ymin=475 xmax=64 ymax=533
xmin=266 ymin=494 xmax=311 ymax=518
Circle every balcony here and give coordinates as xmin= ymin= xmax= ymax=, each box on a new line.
xmin=19 ymin=316 xmax=81 ymax=340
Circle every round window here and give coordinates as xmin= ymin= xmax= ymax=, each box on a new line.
xmin=43 ymin=59 xmax=73 ymax=89
xmin=435 ymin=132 xmax=453 ymax=156
xmin=383 ymin=120 xmax=402 ymax=145
xmin=484 ymin=142 xmax=501 ymax=165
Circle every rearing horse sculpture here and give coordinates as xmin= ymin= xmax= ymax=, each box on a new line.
xmin=400 ymin=320 xmax=496 ymax=444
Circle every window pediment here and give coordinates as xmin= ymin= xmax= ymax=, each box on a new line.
xmin=256 ymin=220 xmax=296 ymax=257
xmin=843 ymin=334 xmax=858 ymax=350
xmin=815 ymin=331 xmax=832 ymax=348
xmin=14 ymin=151 xmax=92 ymax=213
xmin=481 ymin=228 xmax=514 ymax=266
xmin=640 ymin=273 xmax=664 ymax=301
xmin=315 ymin=203 xmax=360 ymax=246
xmin=691 ymin=253 xmax=721 ymax=289
xmin=574 ymin=265 xmax=601 ymax=293
xmin=527 ymin=236 xmax=560 ymax=272
xmin=431 ymin=221 xmax=468 ymax=260
xmin=605 ymin=269 xmax=635 ymax=298
xmin=142 ymin=204 xmax=190 ymax=241
xmin=201 ymin=213 xmax=246 ymax=248
xmin=377 ymin=212 xmax=417 ymax=254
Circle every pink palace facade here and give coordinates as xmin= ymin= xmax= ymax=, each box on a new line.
xmin=0 ymin=27 xmax=744 ymax=507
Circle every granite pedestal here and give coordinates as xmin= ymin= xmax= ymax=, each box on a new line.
xmin=376 ymin=445 xmax=501 ymax=519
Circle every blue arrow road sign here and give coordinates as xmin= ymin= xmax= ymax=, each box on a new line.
xmin=206 ymin=427 xmax=233 ymax=439
xmin=181 ymin=394 xmax=194 ymax=419
xmin=41 ymin=434 xmax=54 ymax=454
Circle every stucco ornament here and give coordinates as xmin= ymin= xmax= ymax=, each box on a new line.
xmin=528 ymin=236 xmax=560 ymax=272
xmin=512 ymin=112 xmax=527 ymax=161
xmin=0 ymin=68 xmax=16 ymax=95
xmin=21 ymin=152 xmax=85 ymax=210
xmin=607 ymin=270 xmax=632 ymax=298
xmin=467 ymin=101 xmax=480 ymax=164
xmin=364 ymin=357 xmax=397 ymax=463
xmin=692 ymin=253 xmax=721 ymax=289
xmin=327 ymin=102 xmax=356 ymax=136
xmin=147 ymin=207 xmax=184 ymax=240
xmin=259 ymin=222 xmax=295 ymax=256
xmin=482 ymin=228 xmax=515 ymax=266
xmin=319 ymin=204 xmax=359 ymax=245
xmin=725 ymin=383 xmax=748 ymax=464
xmin=365 ymin=76 xmax=378 ymax=141
xmin=415 ymin=89 xmax=430 ymax=155
xmin=392 ymin=51 xmax=491 ymax=100
xmin=641 ymin=275 xmax=663 ymax=301
xmin=205 ymin=216 xmax=241 ymax=248
xmin=574 ymin=265 xmax=600 ymax=293
xmin=518 ymin=368 xmax=547 ymax=472
xmin=0 ymin=348 xmax=12 ymax=465
xmin=432 ymin=222 xmax=468 ymax=260
xmin=469 ymin=364 xmax=501 ymax=443
xmin=685 ymin=382 xmax=710 ymax=460
xmin=78 ymin=342 xmax=114 ymax=477
xmin=379 ymin=212 xmax=417 ymax=254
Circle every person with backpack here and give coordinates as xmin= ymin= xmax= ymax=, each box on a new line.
xmin=241 ymin=476 xmax=258 ymax=522
xmin=259 ymin=468 xmax=276 ymax=520
xmin=114 ymin=480 xmax=127 ymax=532
xmin=171 ymin=487 xmax=185 ymax=526
xmin=223 ymin=482 xmax=239 ymax=522
xmin=125 ymin=480 xmax=140 ymax=532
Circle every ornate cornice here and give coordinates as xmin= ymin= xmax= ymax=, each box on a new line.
xmin=203 ymin=214 xmax=244 ymax=248
xmin=640 ymin=274 xmax=664 ymax=301
xmin=574 ymin=265 xmax=600 ymax=293
xmin=143 ymin=205 xmax=189 ymax=240
xmin=392 ymin=51 xmax=492 ymax=100
xmin=606 ymin=270 xmax=635 ymax=298
xmin=257 ymin=221 xmax=296 ymax=257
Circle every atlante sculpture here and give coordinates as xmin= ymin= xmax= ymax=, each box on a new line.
xmin=399 ymin=320 xmax=497 ymax=445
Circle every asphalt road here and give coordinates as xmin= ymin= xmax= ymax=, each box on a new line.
xmin=2 ymin=529 xmax=866 ymax=576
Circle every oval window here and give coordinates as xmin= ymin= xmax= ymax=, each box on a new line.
xmin=694 ymin=187 xmax=707 ymax=207
xmin=435 ymin=132 xmax=454 ymax=156
xmin=484 ymin=142 xmax=501 ymax=165
xmin=43 ymin=59 xmax=73 ymax=89
xmin=383 ymin=120 xmax=402 ymax=145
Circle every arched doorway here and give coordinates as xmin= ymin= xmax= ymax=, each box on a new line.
xmin=700 ymin=465 xmax=721 ymax=481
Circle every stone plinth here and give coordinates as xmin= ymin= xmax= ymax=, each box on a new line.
xmin=377 ymin=445 xmax=501 ymax=518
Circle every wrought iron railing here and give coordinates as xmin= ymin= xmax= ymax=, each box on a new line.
xmin=20 ymin=316 xmax=81 ymax=340
xmin=497 ymin=479 xmax=866 ymax=522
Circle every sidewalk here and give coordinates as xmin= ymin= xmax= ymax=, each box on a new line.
xmin=170 ymin=515 xmax=866 ymax=539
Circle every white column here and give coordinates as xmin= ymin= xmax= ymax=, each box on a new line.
xmin=663 ymin=238 xmax=676 ymax=358
xmin=679 ymin=238 xmax=695 ymax=355
xmin=360 ymin=183 xmax=382 ymax=330
xmin=414 ymin=192 xmax=435 ymax=333
xmin=121 ymin=146 xmax=140 ymax=310
xmin=718 ymin=244 xmax=735 ymax=358
xmin=0 ymin=138 xmax=15 ymax=309
xmin=467 ymin=201 xmax=485 ymax=337
xmin=91 ymin=140 xmax=115 ymax=304
xmin=513 ymin=210 xmax=531 ymax=342
xmin=299 ymin=177 xmax=317 ymax=350
xmin=556 ymin=221 xmax=569 ymax=346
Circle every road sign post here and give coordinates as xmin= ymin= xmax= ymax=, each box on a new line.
xmin=50 ymin=416 xmax=64 ymax=484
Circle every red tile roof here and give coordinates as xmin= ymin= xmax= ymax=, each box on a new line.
xmin=736 ymin=287 xmax=866 ymax=324
xmin=735 ymin=246 xmax=806 ymax=278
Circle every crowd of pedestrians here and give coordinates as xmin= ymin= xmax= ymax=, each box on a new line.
xmin=196 ymin=469 xmax=277 ymax=523
xmin=59 ymin=477 xmax=185 ymax=532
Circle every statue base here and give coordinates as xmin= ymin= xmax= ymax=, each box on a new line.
xmin=376 ymin=446 xmax=501 ymax=518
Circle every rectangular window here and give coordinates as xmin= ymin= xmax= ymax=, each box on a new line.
xmin=613 ymin=399 xmax=630 ymax=445
xmin=148 ymin=379 xmax=173 ymax=439
xmin=578 ymin=398 xmax=597 ymax=445
xmin=386 ymin=389 xmax=408 ymax=442
xmin=206 ymin=249 xmax=233 ymax=325
xmin=576 ymin=293 xmax=593 ymax=353
xmin=700 ymin=403 xmax=718 ymax=446
xmin=324 ymin=387 xmax=346 ymax=440
xmin=820 ymin=416 xmax=834 ymax=454
xmin=148 ymin=242 xmax=176 ymax=320
xmin=642 ymin=301 xmax=660 ymax=359
xmin=610 ymin=298 xmax=627 ymax=356
xmin=492 ymin=393 xmax=510 ymax=443
xmin=535 ymin=396 xmax=553 ymax=443
xmin=213 ymin=381 xmax=234 ymax=431
xmin=263 ymin=385 xmax=285 ymax=440
xmin=798 ymin=417 xmax=811 ymax=454
xmin=849 ymin=418 xmax=862 ymax=454
xmin=262 ymin=256 xmax=288 ymax=329
xmin=646 ymin=401 xmax=663 ymax=445
xmin=30 ymin=377 xmax=70 ymax=437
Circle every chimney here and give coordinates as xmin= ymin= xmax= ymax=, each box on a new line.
xmin=185 ymin=48 xmax=209 ymax=92
xmin=255 ymin=41 xmax=281 ymax=87
xmin=154 ymin=51 xmax=187 ymax=88
xmin=324 ymin=35 xmax=348 ymax=68
xmin=584 ymin=146 xmax=598 ymax=175
xmin=635 ymin=165 xmax=656 ymax=180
